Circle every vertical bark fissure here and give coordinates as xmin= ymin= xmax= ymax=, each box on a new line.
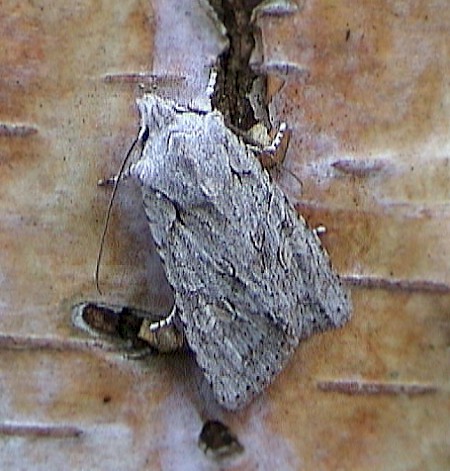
xmin=209 ymin=0 xmax=266 ymax=131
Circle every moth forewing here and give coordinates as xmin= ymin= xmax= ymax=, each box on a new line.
xmin=130 ymin=94 xmax=351 ymax=410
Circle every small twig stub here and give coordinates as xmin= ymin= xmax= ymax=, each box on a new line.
xmin=105 ymin=94 xmax=352 ymax=410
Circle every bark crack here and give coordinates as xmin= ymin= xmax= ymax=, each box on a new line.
xmin=208 ymin=0 xmax=267 ymax=131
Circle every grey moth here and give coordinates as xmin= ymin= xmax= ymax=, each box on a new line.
xmin=120 ymin=94 xmax=351 ymax=410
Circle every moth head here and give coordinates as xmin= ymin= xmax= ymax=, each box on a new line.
xmin=132 ymin=95 xmax=232 ymax=207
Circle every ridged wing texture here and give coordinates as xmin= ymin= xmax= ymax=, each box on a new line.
xmin=132 ymin=95 xmax=351 ymax=409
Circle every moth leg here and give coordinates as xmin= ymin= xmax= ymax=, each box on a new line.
xmin=138 ymin=305 xmax=185 ymax=353
xmin=205 ymin=67 xmax=218 ymax=98
xmin=262 ymin=122 xmax=287 ymax=155
xmin=313 ymin=225 xmax=327 ymax=238
xmin=256 ymin=122 xmax=292 ymax=172
xmin=97 ymin=172 xmax=130 ymax=187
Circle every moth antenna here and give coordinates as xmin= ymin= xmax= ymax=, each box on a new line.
xmin=279 ymin=165 xmax=303 ymax=188
xmin=94 ymin=132 xmax=142 ymax=295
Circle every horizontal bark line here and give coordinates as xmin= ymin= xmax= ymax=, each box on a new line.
xmin=0 ymin=422 xmax=82 ymax=438
xmin=102 ymin=73 xmax=185 ymax=86
xmin=342 ymin=275 xmax=450 ymax=293
xmin=317 ymin=379 xmax=438 ymax=396
xmin=0 ymin=123 xmax=38 ymax=137
xmin=0 ymin=333 xmax=120 ymax=353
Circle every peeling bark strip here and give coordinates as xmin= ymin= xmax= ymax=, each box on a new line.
xmin=209 ymin=0 xmax=266 ymax=130
xmin=317 ymin=380 xmax=437 ymax=396
xmin=0 ymin=422 xmax=82 ymax=438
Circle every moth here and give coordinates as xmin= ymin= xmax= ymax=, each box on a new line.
xmin=98 ymin=94 xmax=351 ymax=410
